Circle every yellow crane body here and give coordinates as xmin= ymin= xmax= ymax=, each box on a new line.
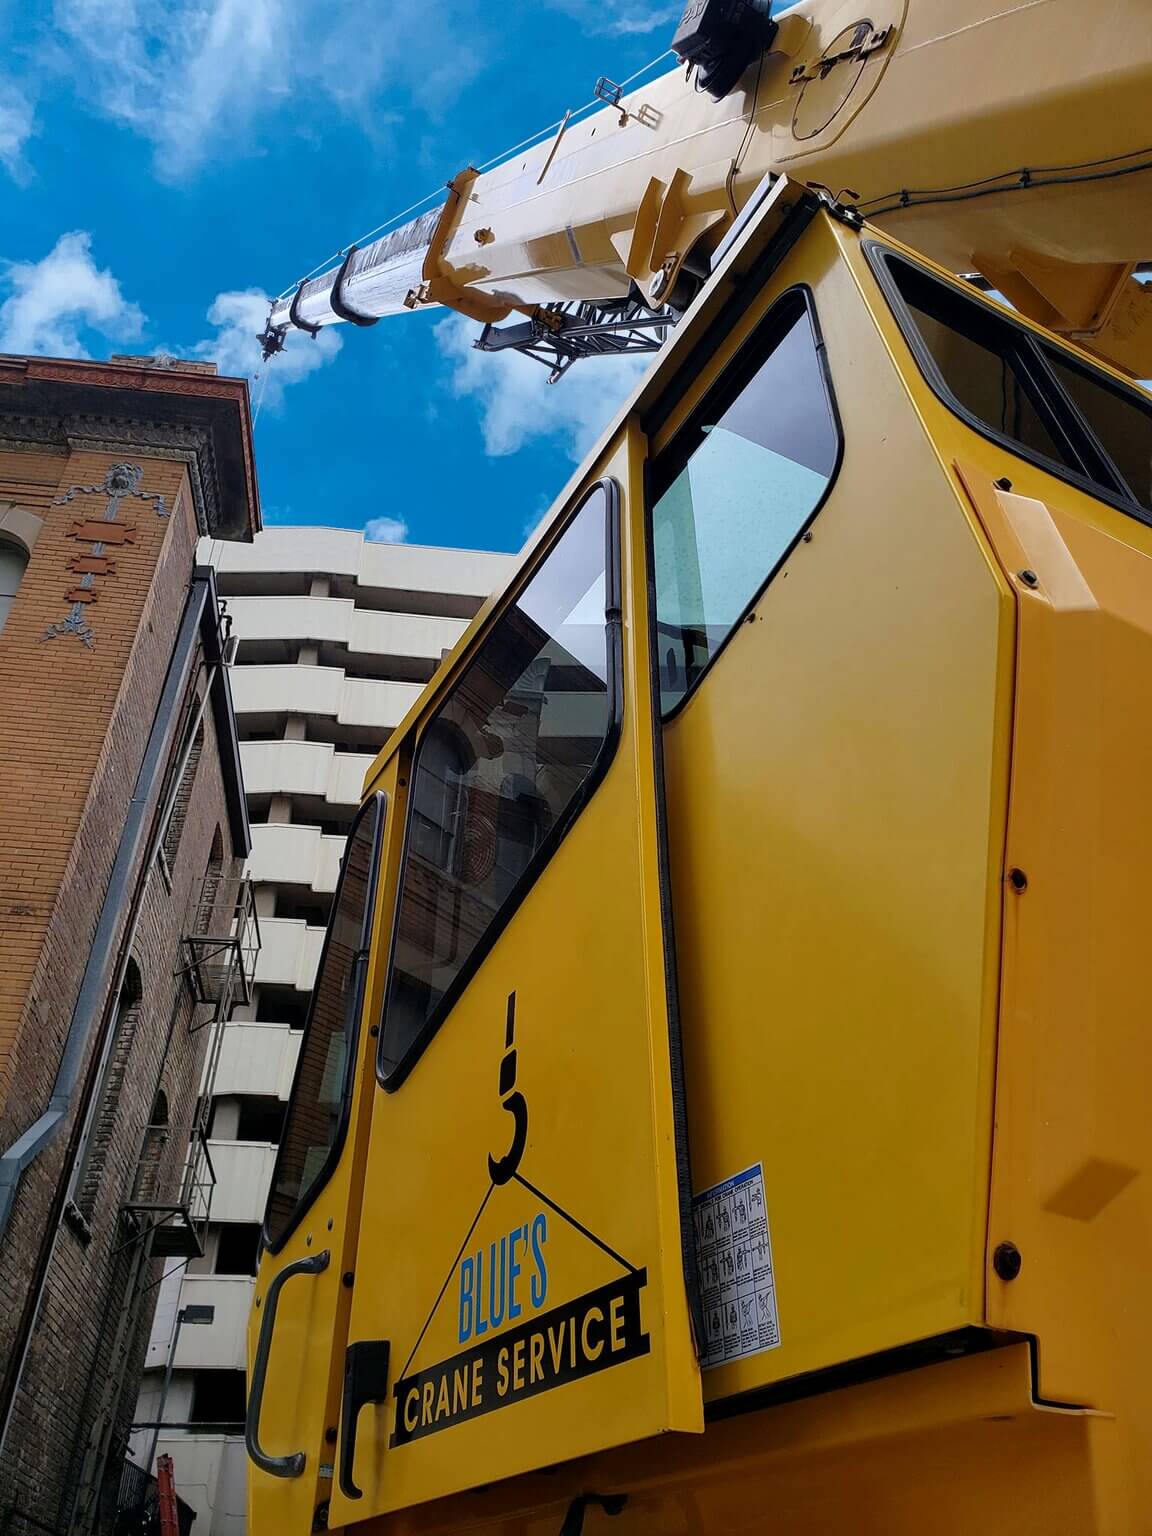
xmin=247 ymin=169 xmax=1152 ymax=1533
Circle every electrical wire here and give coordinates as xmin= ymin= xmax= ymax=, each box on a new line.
xmin=859 ymin=146 xmax=1152 ymax=218
xmin=272 ymin=48 xmax=677 ymax=304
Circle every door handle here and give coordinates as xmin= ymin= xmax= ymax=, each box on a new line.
xmin=246 ymin=1250 xmax=331 ymax=1478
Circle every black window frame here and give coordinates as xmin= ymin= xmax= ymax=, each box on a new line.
xmin=647 ymin=284 xmax=844 ymax=723
xmin=377 ymin=479 xmax=623 ymax=1092
xmin=261 ymin=790 xmax=387 ymax=1256
xmin=866 ymin=242 xmax=1152 ymax=528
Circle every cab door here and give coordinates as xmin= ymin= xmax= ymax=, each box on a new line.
xmin=331 ymin=422 xmax=703 ymax=1520
xmin=246 ymin=785 xmax=394 ymax=1536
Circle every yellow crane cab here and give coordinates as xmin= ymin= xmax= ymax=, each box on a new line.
xmin=247 ymin=178 xmax=1152 ymax=1536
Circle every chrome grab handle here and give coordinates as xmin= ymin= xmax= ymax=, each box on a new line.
xmin=246 ymin=1249 xmax=331 ymax=1478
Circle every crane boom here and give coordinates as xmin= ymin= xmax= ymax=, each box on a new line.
xmin=266 ymin=0 xmax=1152 ymax=377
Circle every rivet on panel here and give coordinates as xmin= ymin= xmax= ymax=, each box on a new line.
xmin=996 ymin=477 xmax=1013 ymax=491
xmin=1018 ymin=569 xmax=1039 ymax=589
xmin=1008 ymin=869 xmax=1028 ymax=893
xmin=993 ymin=1242 xmax=1023 ymax=1281
xmin=306 ymin=1233 xmax=313 ymax=1247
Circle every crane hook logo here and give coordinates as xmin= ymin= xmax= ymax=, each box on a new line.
xmin=489 ymin=992 xmax=528 ymax=1186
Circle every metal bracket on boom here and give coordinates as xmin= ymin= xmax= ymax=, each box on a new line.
xmin=475 ymin=297 xmax=671 ymax=384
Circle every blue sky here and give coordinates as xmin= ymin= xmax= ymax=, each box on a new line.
xmin=0 ymin=0 xmax=684 ymax=553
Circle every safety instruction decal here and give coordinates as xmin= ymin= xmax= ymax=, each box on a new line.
xmin=693 ymin=1163 xmax=780 ymax=1368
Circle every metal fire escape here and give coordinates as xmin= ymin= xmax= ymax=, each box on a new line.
xmin=120 ymin=874 xmax=260 ymax=1258
xmin=69 ymin=872 xmax=260 ymax=1536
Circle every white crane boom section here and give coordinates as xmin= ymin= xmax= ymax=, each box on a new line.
xmin=267 ymin=0 xmax=1152 ymax=376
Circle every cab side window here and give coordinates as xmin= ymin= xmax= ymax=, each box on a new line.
xmin=264 ymin=794 xmax=384 ymax=1250
xmin=649 ymin=291 xmax=839 ymax=715
xmin=379 ymin=485 xmax=617 ymax=1083
xmin=875 ymin=249 xmax=1152 ymax=520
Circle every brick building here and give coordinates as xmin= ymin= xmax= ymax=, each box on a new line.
xmin=0 ymin=354 xmax=260 ymax=1535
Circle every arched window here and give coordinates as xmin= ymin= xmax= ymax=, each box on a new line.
xmin=71 ymin=960 xmax=145 ymax=1224
xmin=161 ymin=723 xmax=205 ymax=870
xmin=134 ymin=1089 xmax=171 ymax=1205
xmin=0 ymin=536 xmax=29 ymax=636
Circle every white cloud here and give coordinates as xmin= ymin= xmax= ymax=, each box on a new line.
xmin=435 ymin=314 xmax=656 ymax=463
xmin=48 ymin=0 xmax=482 ymax=178
xmin=365 ymin=515 xmax=409 ymax=543
xmin=190 ymin=288 xmax=342 ymax=407
xmin=0 ymin=231 xmax=144 ymax=357
xmin=543 ymin=0 xmax=680 ymax=34
xmin=0 ymin=77 xmax=34 ymax=181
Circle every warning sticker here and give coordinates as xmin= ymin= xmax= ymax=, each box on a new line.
xmin=693 ymin=1164 xmax=780 ymax=1368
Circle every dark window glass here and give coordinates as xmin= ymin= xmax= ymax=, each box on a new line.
xmin=650 ymin=293 xmax=838 ymax=714
xmin=879 ymin=250 xmax=1152 ymax=519
xmin=904 ymin=300 xmax=1066 ymax=464
xmin=215 ymin=1222 xmax=262 ymax=1276
xmin=230 ymin=1097 xmax=286 ymax=1144
xmin=1042 ymin=349 xmax=1152 ymax=513
xmin=264 ymin=796 xmax=382 ymax=1248
xmin=380 ymin=486 xmax=615 ymax=1079
xmin=189 ymin=1370 xmax=247 ymax=1429
xmin=254 ymin=986 xmax=311 ymax=1029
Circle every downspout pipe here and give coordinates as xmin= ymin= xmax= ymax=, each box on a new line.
xmin=0 ymin=573 xmax=211 ymax=1241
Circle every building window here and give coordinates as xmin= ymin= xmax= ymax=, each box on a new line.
xmin=209 ymin=1095 xmax=286 ymax=1144
xmin=160 ymin=723 xmax=205 ymax=872
xmin=0 ymin=536 xmax=29 ymax=636
xmin=254 ymin=986 xmax=312 ymax=1030
xmin=70 ymin=961 xmax=145 ymax=1224
xmin=189 ymin=1370 xmax=247 ymax=1432
xmin=378 ymin=483 xmax=618 ymax=1084
xmin=649 ymin=289 xmax=840 ymax=716
xmin=264 ymin=795 xmax=386 ymax=1250
xmin=215 ymin=1222 xmax=262 ymax=1276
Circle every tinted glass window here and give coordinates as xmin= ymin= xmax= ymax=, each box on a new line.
xmin=650 ymin=294 xmax=838 ymax=714
xmin=380 ymin=486 xmax=615 ymax=1079
xmin=1042 ymin=349 xmax=1152 ymax=513
xmin=901 ymin=292 xmax=1067 ymax=466
xmin=264 ymin=796 xmax=382 ymax=1247
xmin=879 ymin=250 xmax=1152 ymax=520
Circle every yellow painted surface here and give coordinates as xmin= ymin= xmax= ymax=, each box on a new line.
xmin=253 ymin=199 xmax=1152 ymax=1533
xmin=654 ymin=215 xmax=1015 ymax=1404
xmin=325 ymin=423 xmax=701 ymax=1523
xmin=956 ymin=464 xmax=1152 ymax=1526
xmin=247 ymin=762 xmax=405 ymax=1536
xmin=367 ymin=1345 xmax=1121 ymax=1536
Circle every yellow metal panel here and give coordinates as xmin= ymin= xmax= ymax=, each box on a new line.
xmin=248 ymin=763 xmax=405 ymax=1536
xmin=356 ymin=1345 xmax=1120 ymax=1536
xmin=651 ymin=216 xmax=1015 ymax=1406
xmin=329 ymin=424 xmax=702 ymax=1523
xmin=956 ymin=464 xmax=1152 ymax=1525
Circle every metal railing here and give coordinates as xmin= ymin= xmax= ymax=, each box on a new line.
xmin=122 ymin=1125 xmax=216 ymax=1258
xmin=182 ymin=872 xmax=260 ymax=1007
xmin=113 ymin=1461 xmax=196 ymax=1536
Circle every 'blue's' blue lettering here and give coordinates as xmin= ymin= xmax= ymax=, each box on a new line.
xmin=458 ymin=1214 xmax=548 ymax=1343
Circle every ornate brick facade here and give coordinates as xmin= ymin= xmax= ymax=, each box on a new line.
xmin=0 ymin=356 xmax=259 ymax=1534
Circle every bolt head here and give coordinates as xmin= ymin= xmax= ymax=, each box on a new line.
xmin=993 ymin=1242 xmax=1023 ymax=1281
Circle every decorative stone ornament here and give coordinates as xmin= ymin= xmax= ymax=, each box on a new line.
xmin=43 ymin=463 xmax=167 ymax=647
